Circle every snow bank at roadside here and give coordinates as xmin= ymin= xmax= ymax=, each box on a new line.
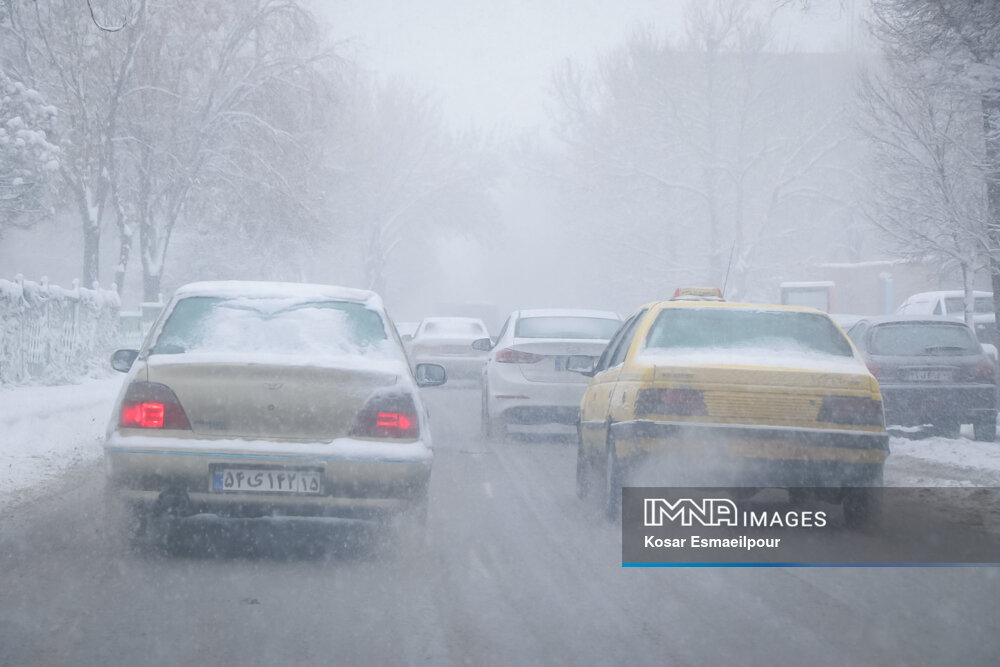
xmin=0 ymin=377 xmax=122 ymax=508
xmin=888 ymin=432 xmax=1000 ymax=486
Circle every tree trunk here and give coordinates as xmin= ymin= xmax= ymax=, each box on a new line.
xmin=142 ymin=271 xmax=161 ymax=304
xmin=982 ymin=95 xmax=1000 ymax=339
xmin=82 ymin=223 xmax=100 ymax=287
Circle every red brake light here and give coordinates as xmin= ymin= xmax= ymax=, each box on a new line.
xmin=865 ymin=362 xmax=882 ymax=378
xmin=496 ymin=348 xmax=543 ymax=364
xmin=974 ymin=358 xmax=996 ymax=381
xmin=635 ymin=388 xmax=708 ymax=416
xmin=351 ymin=393 xmax=420 ymax=439
xmin=816 ymin=396 xmax=884 ymax=427
xmin=121 ymin=402 xmax=165 ymax=428
xmin=376 ymin=412 xmax=413 ymax=431
xmin=119 ymin=382 xmax=191 ymax=430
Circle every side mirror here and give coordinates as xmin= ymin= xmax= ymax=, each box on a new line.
xmin=471 ymin=337 xmax=492 ymax=352
xmin=566 ymin=355 xmax=597 ymax=377
xmin=110 ymin=349 xmax=140 ymax=373
xmin=982 ymin=343 xmax=998 ymax=361
xmin=414 ymin=363 xmax=447 ymax=387
xmin=401 ymin=333 xmax=413 ymax=344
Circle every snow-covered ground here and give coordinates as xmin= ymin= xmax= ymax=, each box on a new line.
xmin=0 ymin=376 xmax=121 ymax=509
xmin=1 ymin=378 xmax=999 ymax=510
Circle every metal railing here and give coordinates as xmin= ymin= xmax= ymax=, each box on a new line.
xmin=0 ymin=275 xmax=127 ymax=385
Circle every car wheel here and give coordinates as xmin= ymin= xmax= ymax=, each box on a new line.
xmin=973 ymin=413 xmax=997 ymax=442
xmin=604 ymin=439 xmax=625 ymax=522
xmin=842 ymin=469 xmax=884 ymax=530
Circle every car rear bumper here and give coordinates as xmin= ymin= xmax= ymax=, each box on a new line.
xmin=486 ymin=368 xmax=588 ymax=425
xmin=412 ymin=354 xmax=485 ymax=380
xmin=104 ymin=433 xmax=432 ymax=520
xmin=608 ymin=420 xmax=887 ymax=486
xmin=878 ymin=383 xmax=996 ymax=425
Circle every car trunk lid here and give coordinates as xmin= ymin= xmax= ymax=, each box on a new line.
xmin=146 ymin=358 xmax=400 ymax=440
xmin=510 ymin=339 xmax=610 ymax=383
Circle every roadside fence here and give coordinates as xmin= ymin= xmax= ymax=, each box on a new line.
xmin=0 ymin=275 xmax=145 ymax=385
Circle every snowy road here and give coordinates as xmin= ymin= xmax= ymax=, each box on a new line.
xmin=1 ymin=385 xmax=1000 ymax=665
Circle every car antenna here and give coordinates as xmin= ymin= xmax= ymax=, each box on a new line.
xmin=721 ymin=241 xmax=736 ymax=299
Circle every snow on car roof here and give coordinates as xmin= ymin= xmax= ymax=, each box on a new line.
xmin=854 ymin=314 xmax=977 ymax=327
xmin=651 ymin=300 xmax=827 ymax=315
xmin=901 ymin=290 xmax=992 ymax=301
xmin=172 ymin=281 xmax=380 ymax=306
xmin=419 ymin=316 xmax=486 ymax=324
xmin=515 ymin=308 xmax=620 ymax=319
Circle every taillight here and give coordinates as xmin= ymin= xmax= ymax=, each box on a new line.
xmin=865 ymin=362 xmax=882 ymax=378
xmin=351 ymin=393 xmax=419 ymax=439
xmin=635 ymin=388 xmax=708 ymax=417
xmin=119 ymin=382 xmax=191 ymax=430
xmin=974 ymin=358 xmax=996 ymax=381
xmin=816 ymin=396 xmax=884 ymax=427
xmin=495 ymin=348 xmax=543 ymax=364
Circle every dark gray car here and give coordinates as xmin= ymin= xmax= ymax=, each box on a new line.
xmin=846 ymin=315 xmax=997 ymax=440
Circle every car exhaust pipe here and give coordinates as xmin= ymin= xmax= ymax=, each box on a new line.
xmin=151 ymin=487 xmax=194 ymax=518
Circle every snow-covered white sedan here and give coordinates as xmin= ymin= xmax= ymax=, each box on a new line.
xmin=103 ymin=281 xmax=445 ymax=548
xmin=407 ymin=316 xmax=491 ymax=382
xmin=475 ymin=309 xmax=621 ymax=438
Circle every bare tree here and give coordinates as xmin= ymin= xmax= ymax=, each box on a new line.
xmin=869 ymin=0 xmax=1000 ymax=321
xmin=2 ymin=0 xmax=143 ymax=286
xmin=324 ymin=76 xmax=497 ymax=295
xmin=857 ymin=57 xmax=989 ymax=322
xmin=113 ymin=0 xmax=327 ymax=300
xmin=548 ymin=0 xmax=860 ymax=302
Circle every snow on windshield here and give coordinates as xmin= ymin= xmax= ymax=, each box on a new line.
xmin=150 ymin=296 xmax=392 ymax=358
xmin=641 ymin=308 xmax=863 ymax=371
xmin=870 ymin=323 xmax=981 ymax=356
xmin=419 ymin=319 xmax=487 ymax=337
xmin=515 ymin=316 xmax=620 ymax=340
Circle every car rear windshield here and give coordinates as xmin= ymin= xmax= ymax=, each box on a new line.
xmin=644 ymin=308 xmax=854 ymax=356
xmin=150 ymin=296 xmax=387 ymax=356
xmin=943 ymin=296 xmax=994 ymax=315
xmin=868 ymin=322 xmax=981 ymax=356
xmin=515 ymin=316 xmax=620 ymax=340
xmin=420 ymin=320 xmax=488 ymax=336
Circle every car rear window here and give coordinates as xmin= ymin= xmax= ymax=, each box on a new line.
xmin=943 ymin=296 xmax=994 ymax=315
xmin=644 ymin=308 xmax=854 ymax=356
xmin=420 ymin=320 xmax=488 ymax=336
xmin=868 ymin=322 xmax=981 ymax=356
xmin=515 ymin=316 xmax=620 ymax=340
xmin=150 ymin=296 xmax=387 ymax=356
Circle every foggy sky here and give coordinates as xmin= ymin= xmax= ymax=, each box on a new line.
xmin=320 ymin=0 xmax=864 ymax=132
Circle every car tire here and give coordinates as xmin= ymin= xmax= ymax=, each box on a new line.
xmin=603 ymin=438 xmax=625 ymax=522
xmin=842 ymin=469 xmax=884 ymax=530
xmin=973 ymin=413 xmax=997 ymax=442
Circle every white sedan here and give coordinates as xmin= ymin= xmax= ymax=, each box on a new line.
xmin=407 ymin=316 xmax=491 ymax=382
xmin=475 ymin=309 xmax=621 ymax=438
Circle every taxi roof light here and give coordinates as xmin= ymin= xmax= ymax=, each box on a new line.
xmin=671 ymin=286 xmax=725 ymax=301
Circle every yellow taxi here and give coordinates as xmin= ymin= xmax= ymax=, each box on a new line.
xmin=570 ymin=299 xmax=888 ymax=525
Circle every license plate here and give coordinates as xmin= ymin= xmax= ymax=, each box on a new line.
xmin=210 ymin=466 xmax=323 ymax=495
xmin=906 ymin=368 xmax=953 ymax=382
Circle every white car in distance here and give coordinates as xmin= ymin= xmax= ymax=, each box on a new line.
xmin=407 ymin=316 xmax=491 ymax=383
xmin=475 ymin=309 xmax=621 ymax=438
